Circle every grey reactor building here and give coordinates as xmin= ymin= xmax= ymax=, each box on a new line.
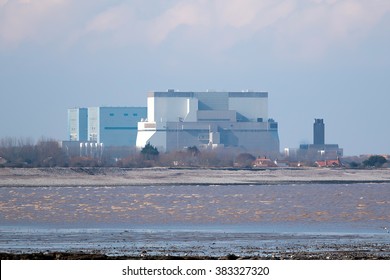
xmin=66 ymin=90 xmax=280 ymax=155
xmin=137 ymin=90 xmax=279 ymax=155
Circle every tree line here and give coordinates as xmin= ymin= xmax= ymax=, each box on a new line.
xmin=0 ymin=137 xmax=67 ymax=167
xmin=0 ymin=138 xmax=236 ymax=168
xmin=0 ymin=137 xmax=387 ymax=169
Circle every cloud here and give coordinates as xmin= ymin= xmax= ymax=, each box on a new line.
xmin=0 ymin=0 xmax=8 ymax=7
xmin=137 ymin=0 xmax=296 ymax=52
xmin=1 ymin=0 xmax=389 ymax=60
xmin=147 ymin=1 xmax=209 ymax=45
xmin=214 ymin=0 xmax=294 ymax=29
xmin=272 ymin=0 xmax=390 ymax=59
xmin=0 ymin=0 xmax=71 ymax=48
xmin=76 ymin=3 xmax=141 ymax=48
xmin=86 ymin=5 xmax=132 ymax=33
xmin=140 ymin=0 xmax=390 ymax=59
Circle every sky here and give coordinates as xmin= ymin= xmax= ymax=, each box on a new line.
xmin=0 ymin=0 xmax=389 ymax=156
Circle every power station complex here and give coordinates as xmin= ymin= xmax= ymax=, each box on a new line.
xmin=137 ymin=90 xmax=279 ymax=154
xmin=67 ymin=90 xmax=280 ymax=155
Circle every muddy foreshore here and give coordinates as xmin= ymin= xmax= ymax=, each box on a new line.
xmin=1 ymin=167 xmax=389 ymax=261
xmin=1 ymin=167 xmax=390 ymax=187
xmin=1 ymin=250 xmax=389 ymax=260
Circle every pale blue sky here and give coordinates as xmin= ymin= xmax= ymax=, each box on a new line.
xmin=0 ymin=0 xmax=389 ymax=155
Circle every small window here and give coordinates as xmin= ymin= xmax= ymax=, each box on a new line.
xmin=109 ymin=113 xmax=114 ymax=116
xmin=133 ymin=113 xmax=138 ymax=116
xmin=124 ymin=113 xmax=129 ymax=116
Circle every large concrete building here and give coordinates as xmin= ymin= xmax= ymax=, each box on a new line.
xmin=68 ymin=108 xmax=88 ymax=141
xmin=87 ymin=107 xmax=146 ymax=146
xmin=67 ymin=107 xmax=146 ymax=147
xmin=136 ymin=90 xmax=280 ymax=154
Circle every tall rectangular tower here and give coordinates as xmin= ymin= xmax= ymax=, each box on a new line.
xmin=68 ymin=108 xmax=88 ymax=141
xmin=313 ymin=118 xmax=325 ymax=145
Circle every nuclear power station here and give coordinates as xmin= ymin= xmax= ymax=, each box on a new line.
xmin=136 ymin=90 xmax=279 ymax=154
xmin=65 ymin=89 xmax=280 ymax=156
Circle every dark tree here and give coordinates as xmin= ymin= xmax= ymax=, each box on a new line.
xmin=140 ymin=143 xmax=159 ymax=160
xmin=235 ymin=153 xmax=256 ymax=168
xmin=363 ymin=155 xmax=387 ymax=168
xmin=187 ymin=146 xmax=200 ymax=157
xmin=348 ymin=161 xmax=360 ymax=169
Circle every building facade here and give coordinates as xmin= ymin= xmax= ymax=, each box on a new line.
xmin=67 ymin=107 xmax=146 ymax=147
xmin=136 ymin=90 xmax=280 ymax=154
xmin=87 ymin=107 xmax=147 ymax=146
xmin=68 ymin=108 xmax=88 ymax=141
xmin=313 ymin=118 xmax=325 ymax=145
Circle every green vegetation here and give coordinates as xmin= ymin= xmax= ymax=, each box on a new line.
xmin=362 ymin=155 xmax=387 ymax=168
xmin=235 ymin=153 xmax=256 ymax=168
xmin=140 ymin=143 xmax=159 ymax=160
xmin=1 ymin=137 xmax=389 ymax=169
xmin=187 ymin=146 xmax=200 ymax=157
xmin=0 ymin=137 xmax=67 ymax=167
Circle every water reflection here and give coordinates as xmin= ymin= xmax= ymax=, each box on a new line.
xmin=0 ymin=184 xmax=389 ymax=230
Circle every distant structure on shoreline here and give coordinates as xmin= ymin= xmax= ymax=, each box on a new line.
xmin=285 ymin=118 xmax=343 ymax=161
xmin=313 ymin=118 xmax=325 ymax=145
xmin=64 ymin=89 xmax=280 ymax=156
xmin=136 ymin=90 xmax=280 ymax=155
xmin=67 ymin=107 xmax=146 ymax=146
xmin=64 ymin=107 xmax=146 ymax=157
xmin=68 ymin=108 xmax=88 ymax=142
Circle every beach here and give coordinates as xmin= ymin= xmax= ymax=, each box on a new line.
xmin=1 ymin=167 xmax=390 ymax=186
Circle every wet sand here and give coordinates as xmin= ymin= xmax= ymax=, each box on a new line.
xmin=1 ymin=248 xmax=389 ymax=260
xmin=1 ymin=228 xmax=389 ymax=260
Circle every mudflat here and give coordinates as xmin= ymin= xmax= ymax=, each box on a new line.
xmin=1 ymin=167 xmax=390 ymax=186
xmin=1 ymin=167 xmax=389 ymax=260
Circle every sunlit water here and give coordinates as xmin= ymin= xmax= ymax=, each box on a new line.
xmin=1 ymin=183 xmax=389 ymax=256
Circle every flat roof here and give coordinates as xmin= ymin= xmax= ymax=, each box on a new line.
xmin=148 ymin=91 xmax=268 ymax=98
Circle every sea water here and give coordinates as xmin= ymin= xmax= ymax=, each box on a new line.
xmin=0 ymin=183 xmax=389 ymax=256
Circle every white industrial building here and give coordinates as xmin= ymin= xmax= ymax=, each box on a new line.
xmin=136 ymin=90 xmax=279 ymax=154
xmin=87 ymin=107 xmax=146 ymax=146
xmin=67 ymin=107 xmax=146 ymax=147
xmin=68 ymin=108 xmax=88 ymax=141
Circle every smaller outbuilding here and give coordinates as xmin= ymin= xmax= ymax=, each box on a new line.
xmin=253 ymin=157 xmax=278 ymax=168
xmin=315 ymin=158 xmax=342 ymax=168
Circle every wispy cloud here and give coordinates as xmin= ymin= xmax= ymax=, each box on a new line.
xmin=273 ymin=0 xmax=390 ymax=59
xmin=1 ymin=0 xmax=389 ymax=59
xmin=0 ymin=0 xmax=9 ymax=7
xmin=0 ymin=0 xmax=70 ymax=48
xmin=147 ymin=1 xmax=209 ymax=45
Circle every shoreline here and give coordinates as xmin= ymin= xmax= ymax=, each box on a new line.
xmin=2 ymin=227 xmax=389 ymax=260
xmin=1 ymin=167 xmax=390 ymax=187
xmin=1 ymin=168 xmax=389 ymax=261
xmin=1 ymin=251 xmax=389 ymax=260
